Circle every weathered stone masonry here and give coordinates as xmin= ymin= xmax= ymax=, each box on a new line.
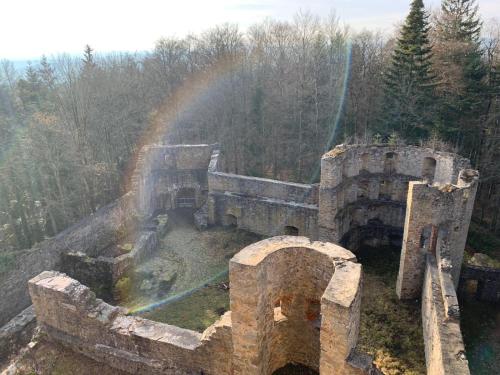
xmin=133 ymin=144 xmax=216 ymax=217
xmin=29 ymin=237 xmax=365 ymax=375
xmin=422 ymin=255 xmax=470 ymax=375
xmin=0 ymin=192 xmax=137 ymax=327
xmin=1 ymin=142 xmax=479 ymax=375
xmin=207 ymin=147 xmax=319 ymax=238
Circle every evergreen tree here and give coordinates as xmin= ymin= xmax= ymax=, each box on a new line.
xmin=433 ymin=0 xmax=487 ymax=156
xmin=382 ymin=0 xmax=435 ymax=141
xmin=83 ymin=44 xmax=95 ymax=67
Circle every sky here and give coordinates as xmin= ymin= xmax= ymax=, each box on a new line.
xmin=0 ymin=0 xmax=499 ymax=60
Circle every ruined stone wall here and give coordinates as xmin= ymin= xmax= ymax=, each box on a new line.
xmin=0 ymin=306 xmax=36 ymax=364
xmin=0 ymin=144 xmax=213 ymax=332
xmin=0 ymin=192 xmax=136 ymax=327
xmin=318 ymin=145 xmax=470 ymax=245
xmin=28 ymin=271 xmax=233 ymax=375
xmin=396 ymin=169 xmax=478 ymax=299
xmin=132 ymin=144 xmax=215 ymax=217
xmin=459 ymin=265 xmax=500 ymax=302
xmin=229 ymin=236 xmax=364 ymax=375
xmin=60 ymin=230 xmax=159 ymax=301
xmin=422 ymin=255 xmax=470 ymax=375
xmin=28 ymin=237 xmax=368 ymax=375
xmin=208 ymin=149 xmax=319 ymax=238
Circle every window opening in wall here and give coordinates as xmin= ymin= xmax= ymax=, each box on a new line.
xmin=384 ymin=152 xmax=397 ymax=174
xmin=306 ymin=299 xmax=321 ymax=331
xmin=420 ymin=225 xmax=438 ymax=254
xmin=273 ymin=364 xmax=319 ymax=375
xmin=284 ymin=226 xmax=299 ymax=236
xmin=223 ymin=214 xmax=237 ymax=227
xmin=337 ymin=189 xmax=345 ymax=209
xmin=342 ymin=159 xmax=349 ymax=177
xmin=157 ymin=191 xmax=170 ymax=211
xmin=274 ymin=299 xmax=287 ymax=323
xmin=465 ymin=279 xmax=479 ymax=296
xmin=422 ymin=157 xmax=437 ymax=183
xmin=379 ymin=180 xmax=392 ymax=200
xmin=361 ymin=153 xmax=370 ymax=172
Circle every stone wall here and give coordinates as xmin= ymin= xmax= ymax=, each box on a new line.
xmin=396 ymin=169 xmax=478 ymax=299
xmin=459 ymin=265 xmax=500 ymax=302
xmin=132 ymin=144 xmax=216 ymax=217
xmin=28 ymin=270 xmax=232 ymax=375
xmin=229 ymin=236 xmax=364 ymax=375
xmin=1 ymin=142 xmax=481 ymax=374
xmin=60 ymin=230 xmax=159 ymax=301
xmin=28 ymin=237 xmax=368 ymax=375
xmin=422 ymin=255 xmax=470 ymax=375
xmin=0 ymin=306 xmax=36 ymax=364
xmin=318 ymin=144 xmax=470 ymax=245
xmin=314 ymin=144 xmax=477 ymax=303
xmin=0 ymin=192 xmax=136 ymax=327
xmin=208 ymin=149 xmax=319 ymax=238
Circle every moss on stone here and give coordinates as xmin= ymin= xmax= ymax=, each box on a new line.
xmin=118 ymin=243 xmax=134 ymax=253
xmin=469 ymin=253 xmax=500 ymax=269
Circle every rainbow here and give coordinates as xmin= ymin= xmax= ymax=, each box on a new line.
xmin=126 ymin=40 xmax=353 ymax=315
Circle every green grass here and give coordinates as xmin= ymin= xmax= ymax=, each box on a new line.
xmin=140 ymin=274 xmax=230 ymax=332
xmin=357 ymin=245 xmax=426 ymax=375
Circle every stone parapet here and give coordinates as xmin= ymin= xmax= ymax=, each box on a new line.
xmin=422 ymin=255 xmax=470 ymax=375
xmin=28 ymin=271 xmax=232 ymax=375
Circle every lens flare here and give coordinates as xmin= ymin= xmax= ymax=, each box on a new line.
xmin=128 ymin=268 xmax=229 ymax=315
xmin=309 ymin=40 xmax=353 ymax=186
xmin=126 ymin=40 xmax=353 ymax=316
xmin=0 ymin=41 xmax=353 ymax=317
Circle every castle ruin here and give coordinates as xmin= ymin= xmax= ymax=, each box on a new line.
xmin=1 ymin=143 xmax=480 ymax=374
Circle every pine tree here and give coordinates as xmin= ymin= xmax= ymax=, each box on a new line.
xmin=433 ymin=0 xmax=487 ymax=156
xmin=83 ymin=44 xmax=95 ymax=67
xmin=382 ymin=0 xmax=435 ymax=141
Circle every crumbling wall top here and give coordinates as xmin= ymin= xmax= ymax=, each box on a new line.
xmin=231 ymin=236 xmax=356 ymax=266
xmin=321 ymin=144 xmax=472 ymax=187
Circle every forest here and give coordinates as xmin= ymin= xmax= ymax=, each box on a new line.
xmin=0 ymin=0 xmax=498 ymax=252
